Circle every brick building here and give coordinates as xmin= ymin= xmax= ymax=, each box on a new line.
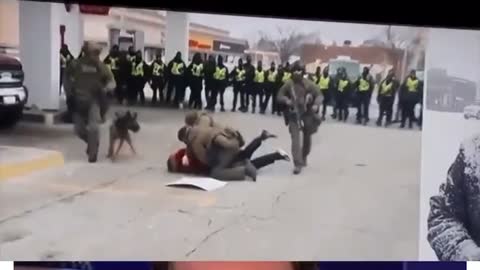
xmin=301 ymin=43 xmax=406 ymax=79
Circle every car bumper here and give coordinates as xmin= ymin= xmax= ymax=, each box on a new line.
xmin=0 ymin=86 xmax=28 ymax=107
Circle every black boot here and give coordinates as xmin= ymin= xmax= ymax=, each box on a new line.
xmin=261 ymin=130 xmax=277 ymax=140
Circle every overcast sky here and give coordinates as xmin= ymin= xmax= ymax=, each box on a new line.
xmin=427 ymin=28 xmax=480 ymax=82
xmin=189 ymin=12 xmax=411 ymax=45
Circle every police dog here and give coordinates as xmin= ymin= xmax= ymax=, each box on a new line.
xmin=107 ymin=110 xmax=141 ymax=161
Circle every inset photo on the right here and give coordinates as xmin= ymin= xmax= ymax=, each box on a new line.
xmin=419 ymin=28 xmax=480 ymax=261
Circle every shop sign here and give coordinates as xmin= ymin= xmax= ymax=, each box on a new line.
xmin=79 ymin=5 xmax=110 ymax=15
xmin=189 ymin=40 xmax=212 ymax=50
xmin=212 ymin=40 xmax=246 ymax=54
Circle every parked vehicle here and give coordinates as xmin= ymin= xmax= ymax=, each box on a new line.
xmin=0 ymin=54 xmax=28 ymax=128
xmin=464 ymin=101 xmax=480 ymax=119
xmin=426 ymin=68 xmax=476 ymax=113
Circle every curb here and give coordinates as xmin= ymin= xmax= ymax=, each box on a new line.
xmin=0 ymin=150 xmax=64 ymax=180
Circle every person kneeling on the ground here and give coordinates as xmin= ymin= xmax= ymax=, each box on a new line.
xmin=184 ymin=111 xmax=221 ymax=128
xmin=177 ymin=125 xmax=289 ymax=181
xmin=184 ymin=110 xmax=246 ymax=146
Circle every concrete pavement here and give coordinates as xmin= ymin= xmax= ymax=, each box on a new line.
xmin=0 ymin=105 xmax=421 ymax=260
xmin=0 ymin=146 xmax=64 ymax=180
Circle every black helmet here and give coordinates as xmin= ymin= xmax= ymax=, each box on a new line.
xmin=291 ymin=61 xmax=305 ymax=73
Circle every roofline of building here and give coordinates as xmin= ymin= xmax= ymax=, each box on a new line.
xmin=189 ymin=22 xmax=229 ymax=36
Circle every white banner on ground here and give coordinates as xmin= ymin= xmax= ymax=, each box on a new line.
xmin=0 ymin=261 xmax=13 ymax=270
xmin=166 ymin=177 xmax=227 ymax=191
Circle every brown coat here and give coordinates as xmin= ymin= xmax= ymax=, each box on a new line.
xmin=185 ymin=111 xmax=228 ymax=128
xmin=185 ymin=125 xmax=240 ymax=164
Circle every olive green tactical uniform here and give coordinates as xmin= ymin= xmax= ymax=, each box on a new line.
xmin=277 ymin=78 xmax=323 ymax=173
xmin=63 ymin=43 xmax=116 ymax=162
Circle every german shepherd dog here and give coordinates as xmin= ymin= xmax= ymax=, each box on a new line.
xmin=107 ymin=110 xmax=141 ymax=161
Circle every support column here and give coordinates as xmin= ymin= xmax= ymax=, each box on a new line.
xmin=134 ymin=30 xmax=145 ymax=53
xmin=19 ymin=1 xmax=83 ymax=111
xmin=165 ymin=11 xmax=189 ymax=63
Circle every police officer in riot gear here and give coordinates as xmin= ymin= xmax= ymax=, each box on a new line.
xmin=127 ymin=46 xmax=136 ymax=62
xmin=277 ymin=61 xmax=323 ymax=175
xmin=400 ymin=69 xmax=421 ymax=128
xmin=63 ymin=42 xmax=116 ymax=163
xmin=355 ymin=67 xmax=374 ymax=125
xmin=376 ymin=70 xmax=398 ymax=127
xmin=187 ymin=53 xmax=204 ymax=109
xmin=130 ymin=50 xmax=147 ymax=105
xmin=206 ymin=55 xmax=228 ymax=112
xmin=242 ymin=55 xmax=255 ymax=112
xmin=334 ymin=68 xmax=351 ymax=122
xmin=103 ymin=45 xmax=121 ymax=103
xmin=204 ymin=55 xmax=216 ymax=108
xmin=317 ymin=66 xmax=334 ymax=120
xmin=150 ymin=54 xmax=166 ymax=105
xmin=231 ymin=58 xmax=246 ymax=112
xmin=166 ymin=51 xmax=186 ymax=108
xmin=252 ymin=61 xmax=265 ymax=114
xmin=261 ymin=61 xmax=278 ymax=114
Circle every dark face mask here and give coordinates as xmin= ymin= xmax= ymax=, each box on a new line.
xmin=292 ymin=71 xmax=303 ymax=82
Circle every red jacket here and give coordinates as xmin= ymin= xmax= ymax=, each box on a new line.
xmin=169 ymin=148 xmax=210 ymax=175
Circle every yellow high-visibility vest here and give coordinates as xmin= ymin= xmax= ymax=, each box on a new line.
xmin=152 ymin=62 xmax=165 ymax=76
xmin=254 ymin=70 xmax=265 ymax=83
xmin=131 ymin=62 xmax=144 ymax=77
xmin=338 ymin=79 xmax=349 ymax=92
xmin=106 ymin=56 xmax=119 ymax=71
xmin=318 ymin=76 xmax=330 ymax=90
xmin=406 ymin=77 xmax=419 ymax=92
xmin=171 ymin=62 xmax=184 ymax=75
xmin=311 ymin=75 xmax=319 ymax=83
xmin=235 ymin=68 xmax=246 ymax=81
xmin=282 ymin=72 xmax=291 ymax=83
xmin=380 ymin=81 xmax=394 ymax=95
xmin=192 ymin=63 xmax=203 ymax=77
xmin=268 ymin=71 xmax=277 ymax=82
xmin=214 ymin=66 xmax=227 ymax=80
xmin=359 ymin=78 xmax=370 ymax=92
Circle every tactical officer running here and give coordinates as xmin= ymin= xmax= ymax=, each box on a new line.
xmin=63 ymin=42 xmax=116 ymax=163
xmin=277 ymin=61 xmax=323 ymax=175
xmin=354 ymin=67 xmax=374 ymax=125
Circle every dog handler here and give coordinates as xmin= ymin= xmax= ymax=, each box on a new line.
xmin=63 ymin=42 xmax=116 ymax=163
